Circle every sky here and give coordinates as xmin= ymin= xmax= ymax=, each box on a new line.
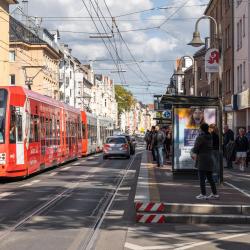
xmin=12 ymin=0 xmax=210 ymax=104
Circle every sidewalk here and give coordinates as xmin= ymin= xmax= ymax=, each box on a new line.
xmin=134 ymin=150 xmax=250 ymax=224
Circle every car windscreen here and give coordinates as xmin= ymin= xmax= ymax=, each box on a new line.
xmin=106 ymin=137 xmax=126 ymax=144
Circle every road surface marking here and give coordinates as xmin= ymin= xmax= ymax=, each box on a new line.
xmin=0 ymin=192 xmax=13 ymax=199
xmin=175 ymin=233 xmax=249 ymax=250
xmin=20 ymin=180 xmax=40 ymax=187
xmin=125 ymin=242 xmax=196 ymax=250
xmin=61 ymin=166 xmax=71 ymax=171
xmin=128 ymin=228 xmax=243 ymax=239
xmin=225 ymin=181 xmax=250 ymax=198
xmin=48 ymin=172 xmax=57 ymax=176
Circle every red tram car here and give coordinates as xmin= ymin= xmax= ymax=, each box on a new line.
xmin=0 ymin=86 xmax=82 ymax=178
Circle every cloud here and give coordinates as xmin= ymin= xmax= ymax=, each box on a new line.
xmin=11 ymin=0 xmax=209 ymax=103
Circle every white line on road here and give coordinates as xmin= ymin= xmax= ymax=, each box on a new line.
xmin=225 ymin=181 xmax=250 ymax=198
xmin=0 ymin=192 xmax=13 ymax=199
xmin=48 ymin=172 xmax=57 ymax=176
xmin=20 ymin=180 xmax=40 ymax=187
xmin=61 ymin=166 xmax=71 ymax=171
xmin=125 ymin=242 xmax=196 ymax=250
xmin=175 ymin=233 xmax=248 ymax=250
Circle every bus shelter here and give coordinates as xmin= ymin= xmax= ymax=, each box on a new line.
xmin=154 ymin=95 xmax=223 ymax=182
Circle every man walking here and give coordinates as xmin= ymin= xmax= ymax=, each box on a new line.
xmin=152 ymin=126 xmax=166 ymax=167
xmin=192 ymin=123 xmax=219 ymax=200
xmin=223 ymin=125 xmax=234 ymax=169
xmin=149 ymin=126 xmax=156 ymax=161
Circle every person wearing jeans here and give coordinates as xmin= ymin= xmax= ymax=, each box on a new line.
xmin=192 ymin=123 xmax=219 ymax=200
xmin=155 ymin=146 xmax=164 ymax=167
xmin=152 ymin=126 xmax=166 ymax=167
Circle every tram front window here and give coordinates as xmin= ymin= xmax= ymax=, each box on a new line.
xmin=0 ymin=90 xmax=8 ymax=144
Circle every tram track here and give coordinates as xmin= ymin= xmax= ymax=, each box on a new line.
xmin=0 ymin=151 xmax=140 ymax=246
xmin=70 ymin=151 xmax=142 ymax=250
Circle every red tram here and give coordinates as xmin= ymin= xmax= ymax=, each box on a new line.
xmin=0 ymin=86 xmax=82 ymax=178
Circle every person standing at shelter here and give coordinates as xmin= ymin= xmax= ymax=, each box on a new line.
xmin=149 ymin=126 xmax=156 ymax=161
xmin=235 ymin=128 xmax=249 ymax=172
xmin=144 ymin=129 xmax=150 ymax=150
xmin=209 ymin=124 xmax=220 ymax=183
xmin=152 ymin=126 xmax=166 ymax=167
xmin=192 ymin=123 xmax=218 ymax=200
xmin=223 ymin=125 xmax=234 ymax=168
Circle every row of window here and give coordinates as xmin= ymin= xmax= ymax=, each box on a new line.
xmin=237 ymin=62 xmax=246 ymax=92
xmin=236 ymin=15 xmax=246 ymax=50
xmin=10 ymin=106 xmax=82 ymax=147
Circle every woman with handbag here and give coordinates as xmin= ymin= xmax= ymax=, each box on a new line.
xmin=192 ymin=123 xmax=219 ymax=200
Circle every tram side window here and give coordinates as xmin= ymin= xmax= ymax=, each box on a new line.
xmin=29 ymin=115 xmax=34 ymax=143
xmin=49 ymin=118 xmax=52 ymax=146
xmin=9 ymin=106 xmax=16 ymax=143
xmin=57 ymin=120 xmax=60 ymax=145
xmin=46 ymin=118 xmax=49 ymax=146
xmin=34 ymin=115 xmax=39 ymax=142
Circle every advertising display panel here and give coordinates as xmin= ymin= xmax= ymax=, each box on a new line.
xmin=173 ymin=107 xmax=217 ymax=170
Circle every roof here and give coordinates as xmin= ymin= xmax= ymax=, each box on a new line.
xmin=193 ymin=46 xmax=206 ymax=58
xmin=204 ymin=0 xmax=213 ymax=15
xmin=184 ymin=65 xmax=193 ymax=73
xmin=6 ymin=0 xmax=18 ymax=4
xmin=10 ymin=16 xmax=47 ymax=45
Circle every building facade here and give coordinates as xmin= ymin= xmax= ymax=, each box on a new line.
xmin=9 ymin=17 xmax=61 ymax=99
xmin=0 ymin=0 xmax=18 ymax=85
xmin=205 ymin=0 xmax=234 ymax=127
xmin=233 ymin=0 xmax=250 ymax=131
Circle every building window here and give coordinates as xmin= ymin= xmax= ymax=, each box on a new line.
xmin=237 ymin=22 xmax=239 ymax=50
xmin=197 ymin=67 xmax=202 ymax=80
xmin=9 ymin=74 xmax=15 ymax=85
xmin=9 ymin=51 xmax=15 ymax=62
xmin=237 ymin=0 xmax=242 ymax=7
xmin=105 ymin=99 xmax=107 ymax=107
xmin=66 ymin=77 xmax=69 ymax=88
xmin=243 ymin=61 xmax=246 ymax=84
xmin=243 ymin=15 xmax=245 ymax=37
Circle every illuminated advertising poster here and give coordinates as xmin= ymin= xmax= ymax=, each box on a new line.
xmin=173 ymin=107 xmax=217 ymax=170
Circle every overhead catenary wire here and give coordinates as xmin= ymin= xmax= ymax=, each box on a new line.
xmin=103 ymin=0 xmax=152 ymax=86
xmin=88 ymin=0 xmax=152 ymax=86
xmin=80 ymin=0 xmax=126 ymax=86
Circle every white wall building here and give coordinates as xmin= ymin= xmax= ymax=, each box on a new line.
xmin=233 ymin=0 xmax=250 ymax=131
xmin=90 ymin=74 xmax=118 ymax=127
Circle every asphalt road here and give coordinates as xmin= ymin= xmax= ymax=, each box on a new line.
xmin=0 ymin=147 xmax=143 ymax=250
xmin=1 ymin=144 xmax=250 ymax=250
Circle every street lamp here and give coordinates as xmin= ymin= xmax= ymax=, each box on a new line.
xmin=188 ymin=15 xmax=223 ymax=183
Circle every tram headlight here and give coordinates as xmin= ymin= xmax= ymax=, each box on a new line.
xmin=0 ymin=153 xmax=6 ymax=164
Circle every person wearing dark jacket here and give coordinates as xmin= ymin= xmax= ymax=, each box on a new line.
xmin=209 ymin=124 xmax=220 ymax=183
xmin=223 ymin=125 xmax=234 ymax=168
xmin=235 ymin=128 xmax=249 ymax=171
xmin=192 ymin=123 xmax=219 ymax=200
xmin=149 ymin=126 xmax=156 ymax=161
xmin=151 ymin=126 xmax=166 ymax=167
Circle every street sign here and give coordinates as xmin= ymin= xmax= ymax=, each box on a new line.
xmin=162 ymin=110 xmax=172 ymax=119
xmin=205 ymin=48 xmax=219 ymax=73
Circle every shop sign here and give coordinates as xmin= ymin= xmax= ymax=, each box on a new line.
xmin=205 ymin=48 xmax=219 ymax=73
xmin=237 ymin=88 xmax=250 ymax=110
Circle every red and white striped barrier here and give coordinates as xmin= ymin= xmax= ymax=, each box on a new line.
xmin=136 ymin=214 xmax=165 ymax=223
xmin=135 ymin=202 xmax=165 ymax=212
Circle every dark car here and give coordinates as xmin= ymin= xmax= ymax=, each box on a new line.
xmin=103 ymin=136 xmax=130 ymax=159
xmin=121 ymin=134 xmax=136 ymax=155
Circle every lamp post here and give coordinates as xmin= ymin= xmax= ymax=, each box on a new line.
xmin=188 ymin=14 xmax=223 ymax=183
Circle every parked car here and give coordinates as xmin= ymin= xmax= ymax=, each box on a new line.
xmin=103 ymin=136 xmax=130 ymax=159
xmin=121 ymin=134 xmax=136 ymax=155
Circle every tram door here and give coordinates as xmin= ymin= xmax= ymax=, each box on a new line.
xmin=9 ymin=106 xmax=24 ymax=165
